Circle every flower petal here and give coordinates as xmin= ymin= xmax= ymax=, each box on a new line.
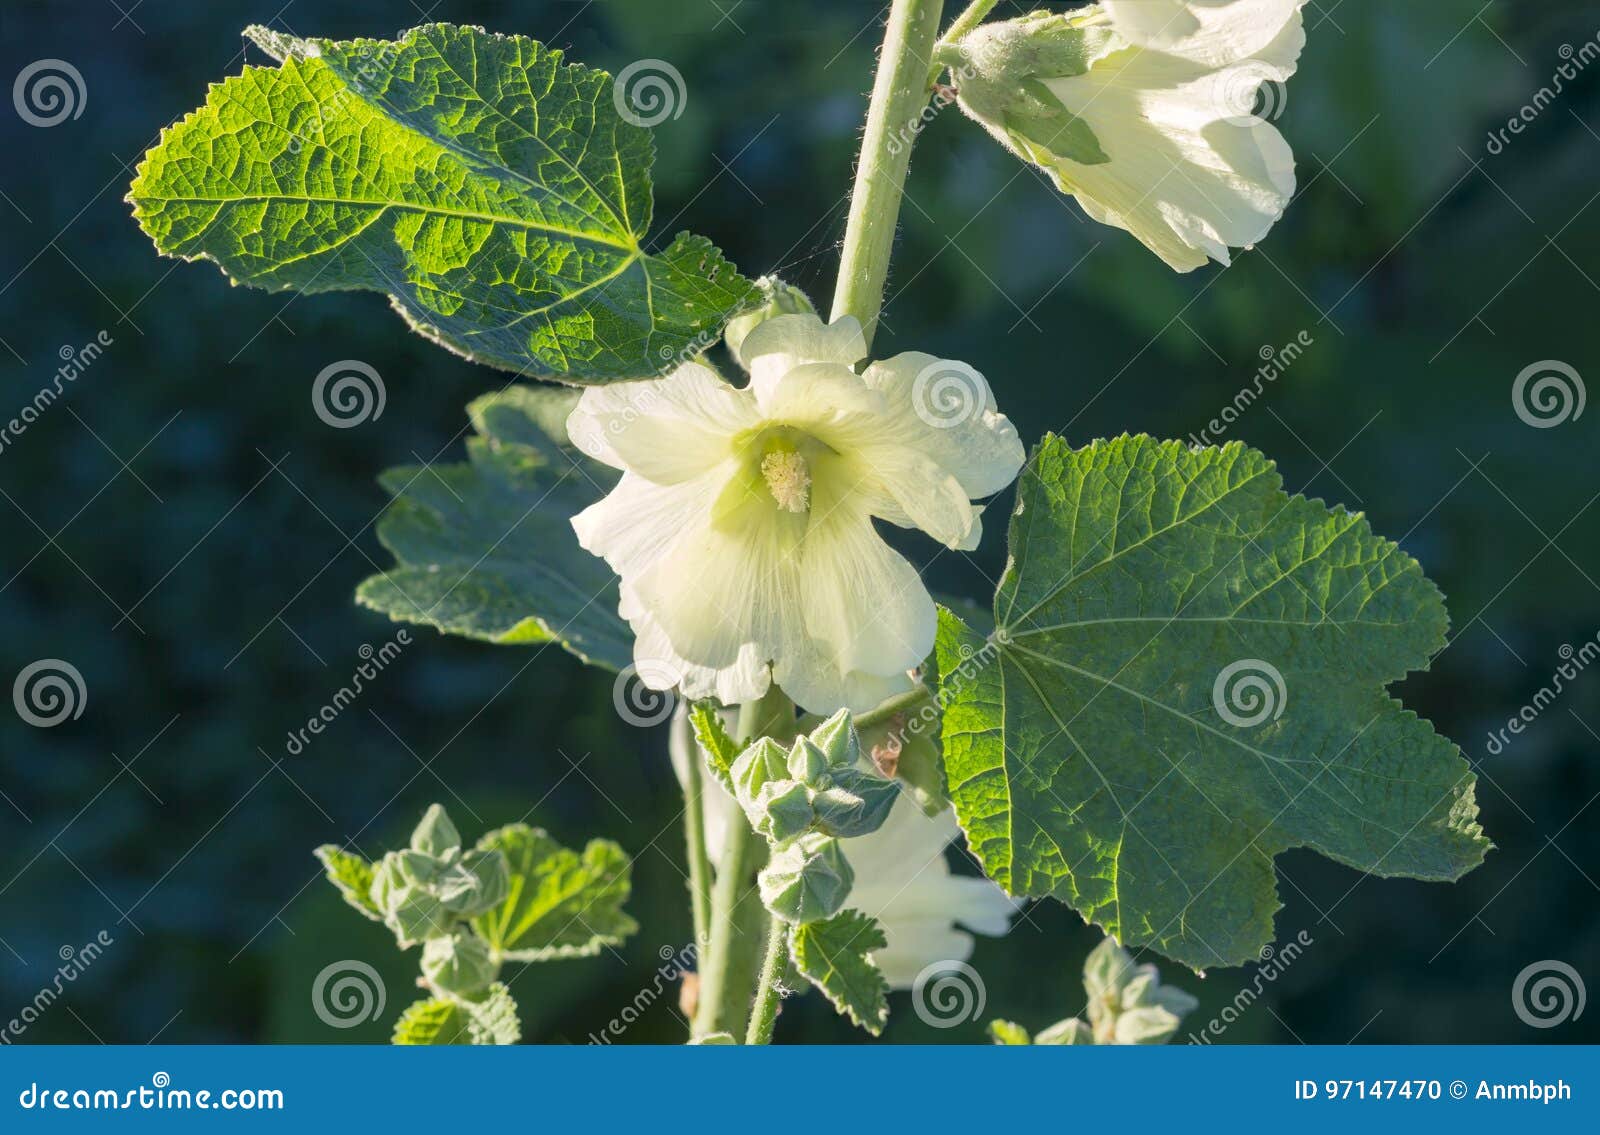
xmin=1043 ymin=32 xmax=1301 ymax=271
xmin=737 ymin=312 xmax=868 ymax=399
xmin=567 ymin=361 xmax=757 ymax=483
xmin=786 ymin=500 xmax=934 ymax=705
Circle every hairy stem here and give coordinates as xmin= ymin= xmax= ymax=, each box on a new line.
xmin=676 ymin=710 xmax=713 ymax=954
xmin=852 ymin=683 xmax=935 ymax=730
xmin=691 ymin=687 xmax=795 ymax=1039
xmin=928 ymin=0 xmax=1000 ymax=85
xmin=830 ymin=0 xmax=947 ymax=348
xmin=744 ymin=913 xmax=789 ymax=1045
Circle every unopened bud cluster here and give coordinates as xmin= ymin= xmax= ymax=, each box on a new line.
xmin=730 ymin=709 xmax=897 ymax=923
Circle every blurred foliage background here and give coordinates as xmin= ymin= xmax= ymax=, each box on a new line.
xmin=1 ymin=0 xmax=1597 ymax=1044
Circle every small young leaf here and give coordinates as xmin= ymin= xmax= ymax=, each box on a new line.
xmin=314 ymin=845 xmax=382 ymax=921
xmin=464 ymin=982 xmax=523 ymax=1045
xmin=988 ymin=1019 xmax=1032 ymax=1045
xmin=939 ymin=434 xmax=1488 ymax=970
xmin=472 ymin=824 xmax=638 ymax=961
xmin=788 ymin=909 xmax=890 ymax=1035
xmin=392 ymin=997 xmax=472 ymax=1045
xmin=128 ymin=24 xmax=758 ymax=382
xmin=688 ymin=702 xmax=741 ymax=794
xmin=356 ymin=385 xmax=631 ymax=670
xmin=391 ymin=983 xmax=521 ymax=1045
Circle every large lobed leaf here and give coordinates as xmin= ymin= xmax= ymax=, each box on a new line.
xmin=128 ymin=24 xmax=758 ymax=382
xmin=355 ymin=384 xmax=630 ymax=670
xmin=472 ymin=823 xmax=638 ymax=961
xmin=938 ymin=434 xmax=1487 ymax=970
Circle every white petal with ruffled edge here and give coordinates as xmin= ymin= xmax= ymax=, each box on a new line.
xmin=1041 ymin=3 xmax=1304 ymax=271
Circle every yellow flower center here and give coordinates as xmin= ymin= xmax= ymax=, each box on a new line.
xmin=760 ymin=449 xmax=811 ymax=514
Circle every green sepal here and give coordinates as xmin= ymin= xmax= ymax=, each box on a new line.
xmin=758 ymin=834 xmax=854 ymax=925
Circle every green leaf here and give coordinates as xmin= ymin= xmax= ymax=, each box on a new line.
xmin=472 ymin=824 xmax=638 ymax=961
xmin=938 ymin=434 xmax=1488 ymax=970
xmin=391 ymin=983 xmax=521 ymax=1044
xmin=128 ymin=23 xmax=758 ymax=382
xmin=393 ymin=997 xmax=471 ymax=1045
xmin=788 ymin=909 xmax=889 ymax=1035
xmin=314 ymin=844 xmax=382 ymax=921
xmin=355 ymin=384 xmax=631 ymax=669
xmin=988 ymin=1019 xmax=1032 ymax=1045
xmin=464 ymin=982 xmax=523 ymax=1045
xmin=688 ymin=702 xmax=741 ymax=794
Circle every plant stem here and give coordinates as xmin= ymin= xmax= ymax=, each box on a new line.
xmin=676 ymin=710 xmax=713 ymax=952
xmin=691 ymin=687 xmax=795 ymax=1039
xmin=852 ymin=683 xmax=935 ymax=730
xmin=829 ymin=0 xmax=947 ymax=349
xmin=927 ymin=0 xmax=1000 ymax=86
xmin=744 ymin=913 xmax=789 ymax=1045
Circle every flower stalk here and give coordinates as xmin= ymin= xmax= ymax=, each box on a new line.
xmin=691 ymin=688 xmax=795 ymax=1039
xmin=830 ymin=0 xmax=947 ymax=348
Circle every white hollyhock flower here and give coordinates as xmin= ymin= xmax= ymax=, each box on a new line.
xmin=669 ymin=707 xmax=1021 ymax=988
xmin=948 ymin=0 xmax=1309 ymax=271
xmin=569 ymin=312 xmax=1023 ymax=714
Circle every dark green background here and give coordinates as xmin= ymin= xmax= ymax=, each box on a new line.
xmin=1 ymin=0 xmax=1596 ymax=1044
